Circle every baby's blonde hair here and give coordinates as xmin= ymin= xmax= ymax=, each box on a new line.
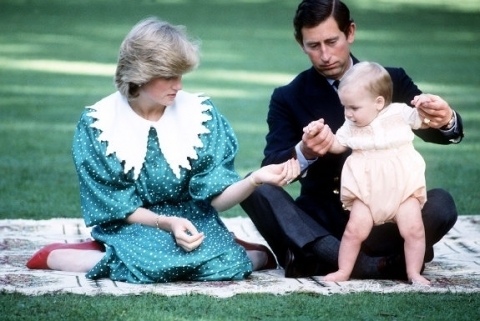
xmin=339 ymin=61 xmax=393 ymax=105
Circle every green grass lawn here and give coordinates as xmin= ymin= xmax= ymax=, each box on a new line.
xmin=1 ymin=0 xmax=479 ymax=320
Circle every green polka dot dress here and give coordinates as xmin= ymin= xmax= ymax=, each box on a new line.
xmin=72 ymin=91 xmax=252 ymax=284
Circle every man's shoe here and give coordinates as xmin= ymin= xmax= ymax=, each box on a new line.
xmin=377 ymin=253 xmax=408 ymax=280
xmin=377 ymin=251 xmax=429 ymax=281
xmin=284 ymin=248 xmax=319 ymax=278
xmin=284 ymin=248 xmax=299 ymax=278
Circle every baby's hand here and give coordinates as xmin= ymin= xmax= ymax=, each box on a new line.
xmin=411 ymin=93 xmax=453 ymax=129
xmin=411 ymin=94 xmax=432 ymax=108
xmin=303 ymin=119 xmax=325 ymax=137
xmin=301 ymin=118 xmax=334 ymax=158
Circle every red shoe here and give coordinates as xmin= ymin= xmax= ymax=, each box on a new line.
xmin=232 ymin=234 xmax=277 ymax=270
xmin=26 ymin=240 xmax=105 ymax=270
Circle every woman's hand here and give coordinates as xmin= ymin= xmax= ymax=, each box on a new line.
xmin=167 ymin=217 xmax=205 ymax=252
xmin=250 ymin=158 xmax=301 ymax=186
xmin=127 ymin=208 xmax=204 ymax=252
xmin=210 ymin=158 xmax=300 ymax=212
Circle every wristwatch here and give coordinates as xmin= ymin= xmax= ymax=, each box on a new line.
xmin=441 ymin=113 xmax=455 ymax=130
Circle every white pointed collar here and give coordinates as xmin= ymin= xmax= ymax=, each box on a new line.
xmin=87 ymin=91 xmax=211 ymax=179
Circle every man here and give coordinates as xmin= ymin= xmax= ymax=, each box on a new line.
xmin=241 ymin=0 xmax=464 ymax=279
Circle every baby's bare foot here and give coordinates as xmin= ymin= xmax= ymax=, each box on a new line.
xmin=322 ymin=270 xmax=350 ymax=282
xmin=410 ymin=274 xmax=431 ymax=286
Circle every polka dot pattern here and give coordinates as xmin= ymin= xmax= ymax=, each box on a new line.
xmin=72 ymin=99 xmax=252 ymax=284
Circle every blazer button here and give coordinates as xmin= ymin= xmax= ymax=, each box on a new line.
xmin=334 ymin=176 xmax=339 ymax=182
xmin=333 ymin=189 xmax=339 ymax=194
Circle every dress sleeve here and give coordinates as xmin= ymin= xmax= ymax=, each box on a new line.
xmin=72 ymin=111 xmax=142 ymax=227
xmin=188 ymin=101 xmax=241 ymax=202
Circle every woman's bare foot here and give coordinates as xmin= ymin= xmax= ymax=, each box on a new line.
xmin=233 ymin=234 xmax=277 ymax=270
xmin=246 ymin=250 xmax=267 ymax=271
xmin=322 ymin=270 xmax=350 ymax=282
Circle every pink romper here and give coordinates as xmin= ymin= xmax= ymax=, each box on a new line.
xmin=336 ymin=103 xmax=427 ymax=225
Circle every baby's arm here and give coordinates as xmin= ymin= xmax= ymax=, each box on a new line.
xmin=329 ymin=137 xmax=348 ymax=154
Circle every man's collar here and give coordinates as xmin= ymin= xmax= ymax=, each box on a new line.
xmin=326 ymin=56 xmax=354 ymax=85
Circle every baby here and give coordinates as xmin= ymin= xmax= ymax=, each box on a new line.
xmin=318 ymin=61 xmax=430 ymax=285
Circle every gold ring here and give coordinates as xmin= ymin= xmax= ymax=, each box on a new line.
xmin=423 ymin=118 xmax=431 ymax=125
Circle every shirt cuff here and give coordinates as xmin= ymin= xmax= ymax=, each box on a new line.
xmin=440 ymin=111 xmax=457 ymax=133
xmin=440 ymin=112 xmax=461 ymax=143
xmin=295 ymin=142 xmax=317 ymax=173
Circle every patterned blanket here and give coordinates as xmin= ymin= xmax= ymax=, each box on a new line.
xmin=1 ymin=216 xmax=479 ymax=297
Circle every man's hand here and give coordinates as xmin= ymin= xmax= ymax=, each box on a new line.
xmin=300 ymin=118 xmax=335 ymax=159
xmin=411 ymin=94 xmax=454 ymax=129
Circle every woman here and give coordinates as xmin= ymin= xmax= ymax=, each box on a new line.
xmin=26 ymin=17 xmax=300 ymax=283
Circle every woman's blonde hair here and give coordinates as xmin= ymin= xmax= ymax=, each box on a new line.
xmin=339 ymin=61 xmax=393 ymax=105
xmin=115 ymin=17 xmax=200 ymax=99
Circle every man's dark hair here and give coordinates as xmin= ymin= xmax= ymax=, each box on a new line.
xmin=293 ymin=0 xmax=354 ymax=44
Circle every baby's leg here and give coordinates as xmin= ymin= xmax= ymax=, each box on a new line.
xmin=396 ymin=197 xmax=430 ymax=285
xmin=323 ymin=200 xmax=373 ymax=282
